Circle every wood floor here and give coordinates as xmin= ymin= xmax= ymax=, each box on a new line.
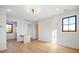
xmin=0 ymin=39 xmax=79 ymax=53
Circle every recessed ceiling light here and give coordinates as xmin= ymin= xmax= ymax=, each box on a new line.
xmin=56 ymin=8 xmax=60 ymax=11
xmin=7 ymin=9 xmax=11 ymax=12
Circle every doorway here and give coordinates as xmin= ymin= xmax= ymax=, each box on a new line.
xmin=6 ymin=21 xmax=17 ymax=46
xmin=52 ymin=30 xmax=57 ymax=43
xmin=36 ymin=24 xmax=39 ymax=40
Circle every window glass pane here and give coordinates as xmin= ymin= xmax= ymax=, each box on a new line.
xmin=69 ymin=24 xmax=75 ymax=31
xmin=63 ymin=18 xmax=68 ymax=24
xmin=6 ymin=25 xmax=12 ymax=28
xmin=6 ymin=24 xmax=13 ymax=33
xmin=6 ymin=29 xmax=9 ymax=32
xmin=6 ymin=25 xmax=8 ymax=28
xmin=63 ymin=25 xmax=68 ymax=31
xmin=69 ymin=17 xmax=75 ymax=24
xmin=8 ymin=25 xmax=12 ymax=28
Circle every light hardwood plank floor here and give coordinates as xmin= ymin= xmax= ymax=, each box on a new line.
xmin=0 ymin=39 xmax=79 ymax=53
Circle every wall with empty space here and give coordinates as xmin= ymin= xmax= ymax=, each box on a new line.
xmin=38 ymin=18 xmax=53 ymax=42
xmin=38 ymin=9 xmax=79 ymax=48
xmin=28 ymin=23 xmax=36 ymax=40
xmin=17 ymin=19 xmax=27 ymax=41
xmin=0 ymin=8 xmax=6 ymax=50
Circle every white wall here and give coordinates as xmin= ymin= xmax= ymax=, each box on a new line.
xmin=17 ymin=19 xmax=28 ymax=42
xmin=38 ymin=19 xmax=53 ymax=42
xmin=0 ymin=8 xmax=6 ymax=49
xmin=28 ymin=24 xmax=36 ymax=40
xmin=38 ymin=9 xmax=79 ymax=48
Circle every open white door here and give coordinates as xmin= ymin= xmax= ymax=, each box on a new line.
xmin=52 ymin=30 xmax=57 ymax=43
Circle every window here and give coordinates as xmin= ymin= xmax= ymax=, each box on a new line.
xmin=6 ymin=24 xmax=13 ymax=33
xmin=62 ymin=15 xmax=77 ymax=32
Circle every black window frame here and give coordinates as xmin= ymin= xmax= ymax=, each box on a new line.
xmin=62 ymin=15 xmax=77 ymax=32
xmin=6 ymin=23 xmax=13 ymax=33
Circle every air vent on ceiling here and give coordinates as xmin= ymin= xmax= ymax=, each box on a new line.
xmin=64 ymin=9 xmax=69 ymax=12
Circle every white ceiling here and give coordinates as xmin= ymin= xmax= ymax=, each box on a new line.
xmin=0 ymin=5 xmax=79 ymax=21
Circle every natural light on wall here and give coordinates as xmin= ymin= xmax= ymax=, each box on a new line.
xmin=52 ymin=29 xmax=57 ymax=44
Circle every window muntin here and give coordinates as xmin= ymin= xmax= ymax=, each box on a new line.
xmin=62 ymin=15 xmax=76 ymax=32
